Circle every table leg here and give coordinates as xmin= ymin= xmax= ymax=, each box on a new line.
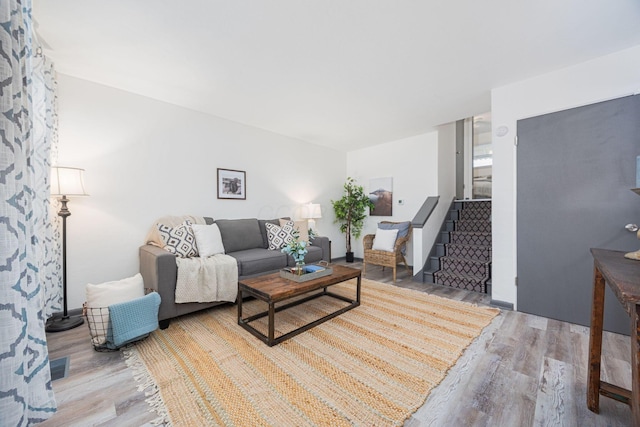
xmin=632 ymin=303 xmax=640 ymax=425
xmin=587 ymin=264 xmax=606 ymax=413
xmin=356 ymin=274 xmax=361 ymax=303
xmin=268 ymin=302 xmax=275 ymax=346
xmin=237 ymin=289 xmax=243 ymax=324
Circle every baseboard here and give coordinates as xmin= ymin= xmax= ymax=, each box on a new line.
xmin=331 ymin=256 xmax=363 ymax=263
xmin=489 ymin=299 xmax=514 ymax=310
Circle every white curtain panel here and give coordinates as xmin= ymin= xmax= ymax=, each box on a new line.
xmin=0 ymin=0 xmax=58 ymax=424
xmin=32 ymin=50 xmax=62 ymax=319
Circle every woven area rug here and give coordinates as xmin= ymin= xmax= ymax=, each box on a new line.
xmin=125 ymin=278 xmax=499 ymax=426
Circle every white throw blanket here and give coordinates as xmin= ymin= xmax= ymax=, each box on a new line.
xmin=175 ymin=255 xmax=238 ymax=303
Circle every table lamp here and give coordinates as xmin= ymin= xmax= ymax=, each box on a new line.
xmin=302 ymin=203 xmax=322 ymax=233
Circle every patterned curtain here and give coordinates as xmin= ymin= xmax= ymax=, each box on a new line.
xmin=32 ymin=47 xmax=62 ymax=319
xmin=0 ymin=0 xmax=58 ymax=424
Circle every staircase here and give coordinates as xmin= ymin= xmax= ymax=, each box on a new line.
xmin=423 ymin=200 xmax=492 ymax=293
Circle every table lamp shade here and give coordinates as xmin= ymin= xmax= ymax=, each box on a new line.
xmin=302 ymin=203 xmax=322 ymax=219
xmin=51 ymin=166 xmax=88 ymax=197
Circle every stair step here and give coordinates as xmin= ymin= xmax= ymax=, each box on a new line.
xmin=459 ymin=209 xmax=491 ymax=221
xmin=449 ymin=231 xmax=491 ymax=246
xmin=439 ymin=256 xmax=491 ymax=279
xmin=429 ymin=256 xmax=440 ymax=270
xmin=445 ymin=243 xmax=491 ymax=262
xmin=422 ymin=268 xmax=436 ymax=284
xmin=454 ymin=220 xmax=491 ymax=233
xmin=433 ymin=271 xmax=488 ymax=293
xmin=459 ymin=200 xmax=491 ymax=210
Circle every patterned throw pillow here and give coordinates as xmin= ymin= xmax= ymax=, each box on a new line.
xmin=157 ymin=221 xmax=198 ymax=257
xmin=265 ymin=221 xmax=296 ymax=250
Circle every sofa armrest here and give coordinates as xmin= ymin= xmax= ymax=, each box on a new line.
xmin=139 ymin=244 xmax=177 ymax=320
xmin=311 ymin=236 xmax=331 ymax=262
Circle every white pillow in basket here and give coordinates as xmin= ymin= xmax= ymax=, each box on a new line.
xmin=85 ymin=273 xmax=145 ymax=346
xmin=372 ymin=228 xmax=399 ymax=252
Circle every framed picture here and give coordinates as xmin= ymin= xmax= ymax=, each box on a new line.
xmin=217 ymin=168 xmax=246 ymax=200
xmin=369 ymin=177 xmax=393 ymax=216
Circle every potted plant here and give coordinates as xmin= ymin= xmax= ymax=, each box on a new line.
xmin=332 ymin=177 xmax=374 ymax=262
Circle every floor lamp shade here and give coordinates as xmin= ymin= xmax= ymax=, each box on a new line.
xmin=51 ymin=166 xmax=88 ymax=197
xmin=46 ymin=166 xmax=88 ymax=333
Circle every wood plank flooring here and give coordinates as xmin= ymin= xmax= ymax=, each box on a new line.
xmin=41 ymin=261 xmax=632 ymax=426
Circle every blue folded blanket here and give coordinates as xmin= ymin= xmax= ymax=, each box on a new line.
xmin=107 ymin=292 xmax=161 ymax=348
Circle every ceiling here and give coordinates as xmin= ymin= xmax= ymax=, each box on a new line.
xmin=33 ymin=1 xmax=640 ymax=151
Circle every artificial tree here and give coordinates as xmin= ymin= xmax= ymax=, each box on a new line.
xmin=332 ymin=177 xmax=374 ymax=262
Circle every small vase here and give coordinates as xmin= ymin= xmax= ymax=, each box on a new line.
xmin=295 ymin=261 xmax=305 ymax=275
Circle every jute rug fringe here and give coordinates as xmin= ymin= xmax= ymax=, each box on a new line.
xmin=123 ymin=346 xmax=172 ymax=426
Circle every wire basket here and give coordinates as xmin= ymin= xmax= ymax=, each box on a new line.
xmin=83 ymin=288 xmax=156 ymax=352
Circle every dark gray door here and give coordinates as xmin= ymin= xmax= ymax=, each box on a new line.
xmin=516 ymin=94 xmax=640 ymax=335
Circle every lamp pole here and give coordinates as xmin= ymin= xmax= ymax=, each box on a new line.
xmin=46 ymin=195 xmax=84 ymax=332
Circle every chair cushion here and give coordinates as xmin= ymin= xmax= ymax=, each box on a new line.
xmin=372 ymin=228 xmax=399 ymax=252
xmin=378 ymin=221 xmax=411 ymax=238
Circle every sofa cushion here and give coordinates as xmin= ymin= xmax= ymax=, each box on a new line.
xmin=229 ymin=248 xmax=288 ymax=276
xmin=215 ymin=219 xmax=263 ymax=253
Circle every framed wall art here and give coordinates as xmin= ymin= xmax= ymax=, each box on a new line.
xmin=369 ymin=177 xmax=393 ymax=216
xmin=217 ymin=168 xmax=246 ymax=200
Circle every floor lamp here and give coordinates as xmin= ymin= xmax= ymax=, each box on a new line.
xmin=46 ymin=166 xmax=88 ymax=333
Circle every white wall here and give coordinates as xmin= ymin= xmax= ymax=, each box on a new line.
xmin=410 ymin=123 xmax=456 ymax=274
xmin=491 ymin=44 xmax=640 ymax=308
xmin=346 ymin=131 xmax=440 ymax=268
xmin=56 ymin=74 xmax=346 ymax=310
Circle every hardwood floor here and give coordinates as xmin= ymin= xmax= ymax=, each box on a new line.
xmin=41 ymin=261 xmax=632 ymax=426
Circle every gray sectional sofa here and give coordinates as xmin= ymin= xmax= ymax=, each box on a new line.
xmin=139 ymin=217 xmax=331 ymax=328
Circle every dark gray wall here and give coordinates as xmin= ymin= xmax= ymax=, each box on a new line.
xmin=516 ymin=94 xmax=640 ymax=335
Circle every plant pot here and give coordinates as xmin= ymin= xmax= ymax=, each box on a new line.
xmin=345 ymin=252 xmax=354 ymax=263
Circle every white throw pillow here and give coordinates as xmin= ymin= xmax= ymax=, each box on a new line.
xmin=85 ymin=273 xmax=145 ymax=345
xmin=372 ymin=228 xmax=399 ymax=252
xmin=191 ymin=223 xmax=225 ymax=257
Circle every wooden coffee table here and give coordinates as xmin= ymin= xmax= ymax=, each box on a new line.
xmin=237 ymin=265 xmax=361 ymax=346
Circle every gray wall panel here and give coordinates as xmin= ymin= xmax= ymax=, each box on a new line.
xmin=516 ymin=94 xmax=640 ymax=335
